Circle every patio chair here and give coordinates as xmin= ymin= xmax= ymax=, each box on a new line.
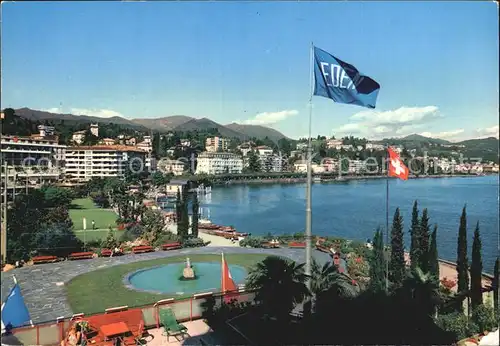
xmin=159 ymin=308 xmax=189 ymax=342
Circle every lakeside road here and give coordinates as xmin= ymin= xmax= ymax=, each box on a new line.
xmin=215 ymin=173 xmax=490 ymax=185
xmin=166 ymin=223 xmax=240 ymax=247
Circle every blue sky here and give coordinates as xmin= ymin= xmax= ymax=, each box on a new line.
xmin=2 ymin=1 xmax=498 ymax=141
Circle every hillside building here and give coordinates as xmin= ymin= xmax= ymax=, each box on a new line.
xmin=195 ymin=152 xmax=243 ymax=175
xmin=205 ymin=136 xmax=229 ymax=152
xmin=65 ymin=145 xmax=146 ymax=182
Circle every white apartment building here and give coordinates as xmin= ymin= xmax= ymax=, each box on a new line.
xmin=365 ymin=143 xmax=385 ymax=151
xmin=72 ymin=130 xmax=86 ymax=145
xmin=159 ymin=159 xmax=186 ymax=176
xmin=0 ymin=131 xmax=66 ymax=187
xmin=65 ymin=145 xmax=146 ymax=182
xmin=195 ymin=152 xmax=243 ymax=175
xmin=90 ymin=123 xmax=99 ymax=137
xmin=326 ymin=139 xmax=343 ymax=149
xmin=206 ymin=136 xmax=229 ymax=152
xmin=255 ymin=146 xmax=284 ymax=172
xmin=237 ymin=142 xmax=254 ymax=157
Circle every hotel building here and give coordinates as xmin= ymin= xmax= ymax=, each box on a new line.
xmin=65 ymin=145 xmax=146 ymax=182
xmin=195 ymin=152 xmax=243 ymax=175
xmin=0 ymin=127 xmax=66 ymax=188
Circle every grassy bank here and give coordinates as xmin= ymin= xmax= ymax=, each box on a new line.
xmin=65 ymin=253 xmax=269 ymax=314
xmin=69 ymin=198 xmax=118 ymax=231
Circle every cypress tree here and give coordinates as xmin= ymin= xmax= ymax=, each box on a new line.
xmin=456 ymin=205 xmax=469 ymax=299
xmin=192 ymin=192 xmax=199 ymax=238
xmin=493 ymin=257 xmax=499 ymax=314
xmin=389 ymin=208 xmax=405 ymax=288
xmin=409 ymin=200 xmax=420 ymax=270
xmin=428 ymin=225 xmax=439 ymax=283
xmin=175 ymin=189 xmax=182 ymax=225
xmin=179 ymin=188 xmax=190 ymax=239
xmin=470 ymin=221 xmax=483 ymax=309
xmin=369 ymin=228 xmax=386 ymax=293
xmin=419 ymin=208 xmax=431 ymax=271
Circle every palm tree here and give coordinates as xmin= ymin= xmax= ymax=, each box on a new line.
xmin=245 ymin=256 xmax=310 ymax=321
xmin=403 ymin=267 xmax=441 ymax=317
xmin=311 ymin=259 xmax=359 ymax=299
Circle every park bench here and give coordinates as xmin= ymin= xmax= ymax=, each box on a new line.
xmin=100 ymin=248 xmax=124 ymax=257
xmin=288 ymin=241 xmax=306 ymax=248
xmin=161 ymin=242 xmax=182 ymax=251
xmin=32 ymin=255 xmax=58 ymax=265
xmin=132 ymin=245 xmax=154 ymax=254
xmin=68 ymin=251 xmax=95 ymax=260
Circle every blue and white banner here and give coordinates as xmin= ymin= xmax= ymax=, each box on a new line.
xmin=313 ymin=46 xmax=380 ymax=109
xmin=1 ymin=282 xmax=32 ymax=332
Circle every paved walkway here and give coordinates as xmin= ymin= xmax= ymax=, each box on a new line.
xmin=0 ymin=247 xmax=330 ymax=324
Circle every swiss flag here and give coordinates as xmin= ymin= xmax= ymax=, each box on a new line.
xmin=221 ymin=253 xmax=237 ymax=303
xmin=388 ymin=147 xmax=409 ymax=180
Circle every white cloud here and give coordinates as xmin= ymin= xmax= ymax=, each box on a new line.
xmin=419 ymin=129 xmax=465 ymax=140
xmin=42 ymin=107 xmax=127 ymax=119
xmin=243 ymin=110 xmax=298 ymax=126
xmin=333 ymin=106 xmax=441 ymax=139
xmin=475 ymin=125 xmax=499 ymax=139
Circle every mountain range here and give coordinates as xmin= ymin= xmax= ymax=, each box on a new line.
xmin=13 ymin=108 xmax=290 ymax=142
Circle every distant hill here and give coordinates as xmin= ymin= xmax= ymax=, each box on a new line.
xmin=131 ymin=115 xmax=193 ymax=131
xmin=173 ymin=118 xmax=246 ymax=139
xmin=14 ymin=107 xmax=147 ymax=130
xmin=225 ymin=123 xmax=290 ymax=142
xmin=382 ymin=134 xmax=452 ymax=146
xmin=131 ymin=116 xmax=289 ymax=141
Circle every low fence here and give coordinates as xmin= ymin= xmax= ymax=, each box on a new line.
xmin=10 ymin=289 xmax=256 ymax=346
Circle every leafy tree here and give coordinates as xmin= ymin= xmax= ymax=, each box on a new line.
xmin=31 ymin=224 xmax=83 ymax=258
xmin=419 ymin=208 xmax=431 ymax=271
xmin=493 ymin=257 xmax=499 ymax=314
xmin=409 ymin=201 xmax=420 ymax=270
xmin=470 ymin=221 xmax=483 ymax=309
xmin=247 ymin=150 xmax=261 ymax=173
xmin=151 ymin=171 xmax=170 ymax=187
xmin=369 ymin=228 xmax=386 ymax=293
xmin=389 ymin=208 xmax=406 ymax=288
xmin=192 ymin=192 xmax=199 ymax=238
xmin=428 ymin=225 xmax=439 ymax=283
xmin=456 ymin=205 xmax=469 ymax=304
xmin=42 ymin=186 xmax=73 ymax=208
xmin=141 ymin=209 xmax=166 ymax=245
xmin=471 ymin=304 xmax=497 ymax=334
xmin=120 ymin=224 xmax=145 ymax=242
xmin=43 ymin=205 xmax=73 ymax=229
xmin=246 ymin=256 xmax=310 ymax=321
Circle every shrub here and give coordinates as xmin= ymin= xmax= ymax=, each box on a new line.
xmin=181 ymin=237 xmax=208 ymax=248
xmin=239 ymin=236 xmax=264 ymax=248
xmin=471 ymin=304 xmax=497 ymax=333
xmin=152 ymin=232 xmax=180 ymax=247
xmin=435 ymin=312 xmax=477 ymax=341
xmin=120 ymin=224 xmax=145 ymax=242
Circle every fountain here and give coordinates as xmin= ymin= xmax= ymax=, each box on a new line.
xmin=181 ymin=257 xmax=196 ymax=280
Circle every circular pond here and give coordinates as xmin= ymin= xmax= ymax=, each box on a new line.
xmin=126 ymin=262 xmax=247 ymax=295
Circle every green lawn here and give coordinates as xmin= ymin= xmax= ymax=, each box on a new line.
xmin=74 ymin=229 xmax=123 ymax=243
xmin=65 ymin=253 xmax=268 ymax=314
xmin=69 ymin=198 xmax=118 ymax=231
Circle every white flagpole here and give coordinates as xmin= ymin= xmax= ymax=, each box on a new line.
xmin=305 ymin=41 xmax=314 ymax=311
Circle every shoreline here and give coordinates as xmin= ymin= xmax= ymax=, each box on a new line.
xmin=215 ymin=173 xmax=493 ymax=186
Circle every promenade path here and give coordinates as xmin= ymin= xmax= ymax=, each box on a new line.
xmin=0 ymin=247 xmax=330 ymax=324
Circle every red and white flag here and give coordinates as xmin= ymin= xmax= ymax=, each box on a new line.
xmin=387 ymin=147 xmax=409 ymax=180
xmin=221 ymin=253 xmax=237 ymax=294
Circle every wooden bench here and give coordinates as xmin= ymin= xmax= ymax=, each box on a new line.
xmin=161 ymin=242 xmax=181 ymax=251
xmin=101 ymin=249 xmax=113 ymax=257
xmin=132 ymin=246 xmax=154 ymax=254
xmin=288 ymin=242 xmax=306 ymax=248
xmin=32 ymin=255 xmax=58 ymax=264
xmin=68 ymin=252 xmax=95 ymax=260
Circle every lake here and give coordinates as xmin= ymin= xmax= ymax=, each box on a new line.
xmin=196 ymin=175 xmax=499 ymax=273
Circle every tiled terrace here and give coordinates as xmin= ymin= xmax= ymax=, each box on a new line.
xmin=0 ymin=247 xmax=330 ymax=324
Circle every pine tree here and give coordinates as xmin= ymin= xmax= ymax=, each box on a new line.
xmin=179 ymin=188 xmax=190 ymax=239
xmin=419 ymin=208 xmax=431 ymax=272
xmin=470 ymin=221 xmax=483 ymax=309
xmin=428 ymin=225 xmax=439 ymax=283
xmin=409 ymin=200 xmax=420 ymax=270
xmin=192 ymin=192 xmax=199 ymax=238
xmin=369 ymin=228 xmax=386 ymax=293
xmin=493 ymin=257 xmax=499 ymax=314
xmin=389 ymin=208 xmax=405 ymax=288
xmin=456 ymin=205 xmax=469 ymax=300
xmin=175 ymin=189 xmax=182 ymax=225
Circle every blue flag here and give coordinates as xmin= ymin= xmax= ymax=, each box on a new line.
xmin=1 ymin=284 xmax=32 ymax=331
xmin=313 ymin=46 xmax=380 ymax=109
